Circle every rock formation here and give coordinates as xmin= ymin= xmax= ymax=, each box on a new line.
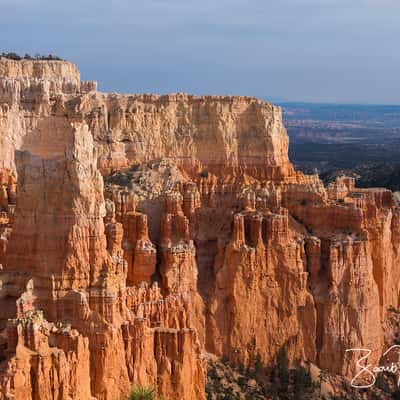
xmin=0 ymin=58 xmax=399 ymax=398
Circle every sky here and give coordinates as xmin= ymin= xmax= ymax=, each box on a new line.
xmin=1 ymin=0 xmax=400 ymax=104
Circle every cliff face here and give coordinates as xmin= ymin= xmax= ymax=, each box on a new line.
xmin=0 ymin=58 xmax=292 ymax=180
xmin=0 ymin=58 xmax=96 ymax=170
xmin=0 ymin=111 xmax=204 ymax=400
xmin=79 ymin=92 xmax=294 ymax=181
xmin=0 ymin=59 xmax=80 ymax=81
xmin=0 ymin=59 xmax=399 ymax=399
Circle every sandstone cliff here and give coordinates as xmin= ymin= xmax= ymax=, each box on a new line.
xmin=0 ymin=59 xmax=399 ymax=399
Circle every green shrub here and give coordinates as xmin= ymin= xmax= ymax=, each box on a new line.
xmin=238 ymin=362 xmax=245 ymax=375
xmin=254 ymin=353 xmax=265 ymax=382
xmin=0 ymin=52 xmax=63 ymax=61
xmin=294 ymin=365 xmax=313 ymax=396
xmin=1 ymin=52 xmax=21 ymax=60
xmin=221 ymin=355 xmax=229 ymax=365
xmin=128 ymin=385 xmax=157 ymax=400
xmin=237 ymin=376 xmax=247 ymax=388
xmin=277 ymin=347 xmax=289 ymax=392
xmin=208 ymin=365 xmax=218 ymax=380
xmin=342 ymin=227 xmax=353 ymax=235
xmin=205 ymin=383 xmax=213 ymax=400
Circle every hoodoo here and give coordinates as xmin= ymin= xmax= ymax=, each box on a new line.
xmin=0 ymin=58 xmax=399 ymax=399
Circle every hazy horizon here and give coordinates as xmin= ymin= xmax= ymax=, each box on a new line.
xmin=2 ymin=0 xmax=400 ymax=105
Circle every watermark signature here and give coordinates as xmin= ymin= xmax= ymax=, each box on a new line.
xmin=346 ymin=345 xmax=400 ymax=388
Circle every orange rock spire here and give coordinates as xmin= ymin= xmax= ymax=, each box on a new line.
xmin=0 ymin=58 xmax=399 ymax=399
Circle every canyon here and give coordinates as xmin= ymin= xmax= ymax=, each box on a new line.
xmin=0 ymin=58 xmax=399 ymax=399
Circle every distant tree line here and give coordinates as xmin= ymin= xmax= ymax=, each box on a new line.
xmin=0 ymin=52 xmax=63 ymax=61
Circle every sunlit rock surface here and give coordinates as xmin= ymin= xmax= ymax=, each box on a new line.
xmin=0 ymin=58 xmax=399 ymax=399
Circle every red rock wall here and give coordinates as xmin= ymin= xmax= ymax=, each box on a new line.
xmin=1 ymin=59 xmax=400 ymax=398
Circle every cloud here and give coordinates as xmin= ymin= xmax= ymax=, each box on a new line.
xmin=0 ymin=0 xmax=399 ymax=103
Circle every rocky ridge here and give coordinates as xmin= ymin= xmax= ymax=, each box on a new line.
xmin=0 ymin=59 xmax=399 ymax=399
